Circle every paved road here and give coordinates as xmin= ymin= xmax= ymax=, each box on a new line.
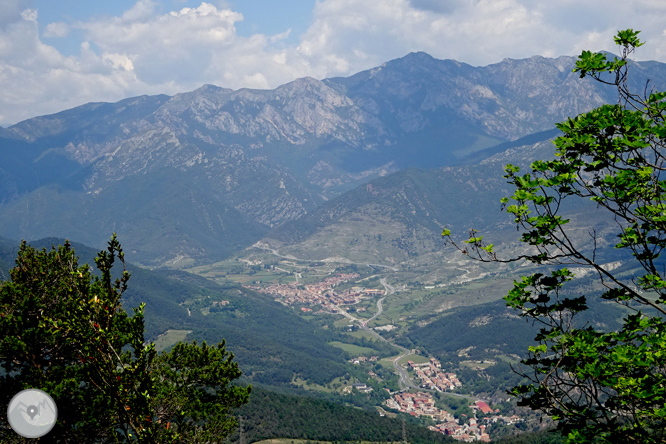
xmin=251 ymin=244 xmax=482 ymax=397
xmin=380 ymin=277 xmax=395 ymax=295
xmin=256 ymin=248 xmax=418 ymax=391
xmin=328 ymin=276 xmax=416 ymax=390
xmin=363 ymin=297 xmax=383 ymax=326
xmin=363 ymin=278 xmax=393 ymax=326
xmin=392 ymin=349 xmax=419 ymax=391
xmin=353 ymin=321 xmax=416 ymax=391
xmin=359 ymin=278 xmax=418 ymax=391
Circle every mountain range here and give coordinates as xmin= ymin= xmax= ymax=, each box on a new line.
xmin=1 ymin=52 xmax=665 ymax=266
xmin=1 ymin=50 xmax=659 ymax=443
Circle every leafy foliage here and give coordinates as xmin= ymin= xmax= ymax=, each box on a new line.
xmin=0 ymin=236 xmax=249 ymax=443
xmin=151 ymin=340 xmax=250 ymax=443
xmin=443 ymin=30 xmax=666 ymax=443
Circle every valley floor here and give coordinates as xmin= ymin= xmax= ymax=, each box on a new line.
xmin=186 ymin=247 xmax=541 ymax=442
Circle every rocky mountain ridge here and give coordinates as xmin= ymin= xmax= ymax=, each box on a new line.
xmin=1 ymin=51 xmax=664 ymax=266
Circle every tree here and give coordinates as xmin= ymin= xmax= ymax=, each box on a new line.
xmin=0 ymin=236 xmax=250 ymax=443
xmin=443 ymin=30 xmax=666 ymax=443
xmin=151 ymin=340 xmax=249 ymax=443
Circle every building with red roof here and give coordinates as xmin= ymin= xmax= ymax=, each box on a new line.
xmin=475 ymin=401 xmax=493 ymax=414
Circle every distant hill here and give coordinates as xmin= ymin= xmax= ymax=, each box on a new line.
xmin=259 ymin=136 xmax=606 ymax=267
xmin=0 ymin=237 xmax=348 ymax=387
xmin=2 ymin=52 xmax=666 ymax=266
xmin=229 ymin=387 xmax=455 ymax=444
xmin=255 ymin=132 xmax=637 ymax=343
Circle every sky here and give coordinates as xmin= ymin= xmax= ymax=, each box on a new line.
xmin=1 ymin=0 xmax=666 ymax=126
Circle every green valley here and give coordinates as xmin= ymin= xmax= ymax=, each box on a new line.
xmin=2 ymin=44 xmax=661 ymax=443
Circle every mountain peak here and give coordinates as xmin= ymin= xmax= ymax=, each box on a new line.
xmin=292 ymin=76 xmax=321 ymax=85
xmin=402 ymin=51 xmax=436 ymax=61
xmin=197 ymin=83 xmax=224 ymax=93
xmin=386 ymin=51 xmax=448 ymax=70
xmin=5 ymin=52 xmax=666 ymax=266
xmin=278 ymin=76 xmax=325 ymax=91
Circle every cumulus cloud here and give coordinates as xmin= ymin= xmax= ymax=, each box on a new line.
xmin=297 ymin=0 xmax=666 ymax=73
xmin=0 ymin=8 xmax=145 ymax=125
xmin=2 ymin=0 xmax=666 ymax=125
xmin=43 ymin=22 xmax=69 ymax=38
xmin=0 ymin=0 xmax=31 ymax=27
xmin=0 ymin=2 xmax=304 ymax=124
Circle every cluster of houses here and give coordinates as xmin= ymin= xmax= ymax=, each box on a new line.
xmin=407 ymin=358 xmax=462 ymax=392
xmin=245 ymin=273 xmax=386 ymax=308
xmin=385 ymin=392 xmax=496 ymax=442
xmin=349 ymin=355 xmax=379 ymax=365
xmin=384 ymin=392 xmax=487 ymax=441
xmin=428 ymin=416 xmax=492 ymax=442
xmin=385 ymin=392 xmax=455 ymax=422
xmin=435 ymin=402 xmax=524 ymax=442
xmin=301 ymin=273 xmax=362 ymax=296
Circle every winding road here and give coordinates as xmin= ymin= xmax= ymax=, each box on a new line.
xmin=362 ymin=278 xmax=390 ymax=326
xmin=254 ymin=244 xmax=420 ymax=390
xmin=330 ymin=277 xmax=417 ymax=390
xmin=357 ymin=278 xmax=418 ymax=391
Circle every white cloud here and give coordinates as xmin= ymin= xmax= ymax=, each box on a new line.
xmin=78 ymin=3 xmax=244 ymax=84
xmin=0 ymin=10 xmax=146 ymax=125
xmin=103 ymin=53 xmax=135 ymax=72
xmin=19 ymin=8 xmax=37 ymax=23
xmin=296 ymin=0 xmax=659 ymax=71
xmin=0 ymin=0 xmax=30 ymax=27
xmin=122 ymin=0 xmax=157 ymax=22
xmin=43 ymin=22 xmax=69 ymax=38
xmin=2 ymin=0 xmax=666 ymax=125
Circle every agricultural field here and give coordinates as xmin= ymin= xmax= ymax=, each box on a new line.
xmin=328 ymin=341 xmax=380 ymax=357
xmin=152 ymin=329 xmax=191 ymax=352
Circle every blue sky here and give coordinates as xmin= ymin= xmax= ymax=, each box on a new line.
xmin=2 ymin=0 xmax=666 ymax=125
xmin=34 ymin=1 xmax=315 ymax=56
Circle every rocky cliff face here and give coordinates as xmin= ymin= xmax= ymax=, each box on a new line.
xmin=1 ymin=52 xmax=664 ymax=266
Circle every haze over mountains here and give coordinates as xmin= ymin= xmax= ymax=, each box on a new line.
xmin=1 ymin=51 xmax=665 ymax=266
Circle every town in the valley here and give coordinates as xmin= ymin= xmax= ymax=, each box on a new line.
xmin=245 ymin=272 xmax=375 ymax=311
xmin=385 ymin=389 xmax=523 ymax=442
xmin=245 ymin=273 xmax=525 ymax=441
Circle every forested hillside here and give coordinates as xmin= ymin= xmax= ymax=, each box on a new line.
xmin=229 ymin=387 xmax=454 ymax=444
xmin=0 ymin=237 xmax=349 ymax=386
